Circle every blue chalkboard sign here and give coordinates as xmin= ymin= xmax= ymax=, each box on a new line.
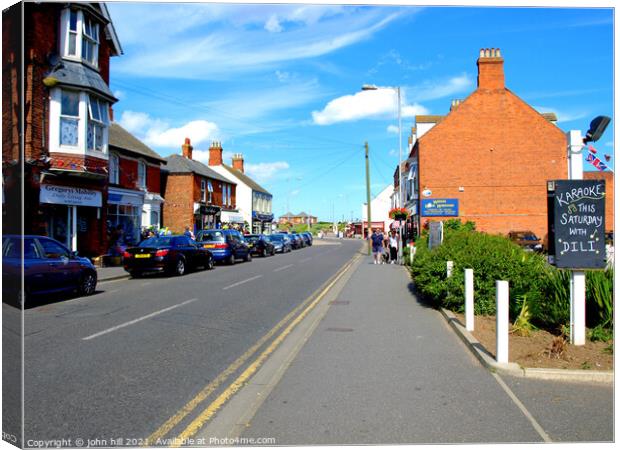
xmin=547 ymin=179 xmax=606 ymax=269
xmin=421 ymin=199 xmax=459 ymax=217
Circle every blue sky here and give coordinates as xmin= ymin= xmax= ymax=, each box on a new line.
xmin=107 ymin=2 xmax=614 ymax=222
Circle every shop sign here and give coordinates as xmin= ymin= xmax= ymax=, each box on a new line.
xmin=40 ymin=184 xmax=102 ymax=207
xmin=547 ymin=179 xmax=606 ymax=269
xmin=421 ymin=199 xmax=459 ymax=217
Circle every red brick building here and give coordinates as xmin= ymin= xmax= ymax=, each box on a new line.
xmin=409 ymin=48 xmax=568 ymax=241
xmin=162 ymin=138 xmax=237 ymax=234
xmin=108 ymin=123 xmax=166 ymax=246
xmin=278 ymin=212 xmax=318 ymax=226
xmin=2 ymin=2 xmax=122 ymax=257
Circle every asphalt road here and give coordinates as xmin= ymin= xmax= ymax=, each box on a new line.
xmin=14 ymin=239 xmax=361 ymax=446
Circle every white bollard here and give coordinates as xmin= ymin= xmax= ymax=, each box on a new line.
xmin=570 ymin=271 xmax=586 ymax=345
xmin=496 ymin=280 xmax=509 ymax=364
xmin=447 ymin=261 xmax=454 ymax=278
xmin=465 ymin=269 xmax=474 ymax=331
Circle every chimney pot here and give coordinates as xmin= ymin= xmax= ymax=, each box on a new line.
xmin=477 ymin=47 xmax=505 ymax=90
xmin=208 ymin=140 xmax=223 ymax=166
xmin=232 ymin=153 xmax=245 ymax=173
xmin=182 ymin=138 xmax=193 ymax=159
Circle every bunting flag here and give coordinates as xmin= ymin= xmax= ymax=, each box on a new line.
xmin=588 ymin=145 xmax=597 ymax=154
xmin=604 ymin=154 xmax=611 ymax=162
xmin=586 ymin=151 xmax=608 ymax=171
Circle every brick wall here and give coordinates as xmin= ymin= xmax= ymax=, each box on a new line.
xmin=417 ymin=57 xmax=567 ymax=241
xmin=147 ymin=165 xmax=161 ymax=194
xmin=162 ymin=174 xmax=196 ymax=233
xmin=3 ymin=4 xmax=22 ymax=163
xmin=584 ymin=171 xmax=614 ymax=232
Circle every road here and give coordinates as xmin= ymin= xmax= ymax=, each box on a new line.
xmin=11 ymin=239 xmax=361 ymax=446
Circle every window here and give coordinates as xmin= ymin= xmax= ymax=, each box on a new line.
xmin=227 ymin=185 xmax=232 ymax=206
xmin=60 ymin=90 xmax=80 ymax=147
xmin=109 ymin=153 xmax=119 ymax=184
xmin=61 ymin=8 xmax=100 ymax=67
xmin=137 ymin=161 xmax=146 ymax=189
xmin=207 ymin=181 xmax=213 ymax=204
xmin=201 ymin=179 xmax=207 ymax=202
xmin=222 ymin=183 xmax=228 ymax=206
xmin=39 ymin=239 xmax=70 ymax=259
xmin=87 ymin=96 xmax=108 ymax=152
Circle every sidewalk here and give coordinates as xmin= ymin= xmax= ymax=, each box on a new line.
xmin=235 ymin=256 xmax=613 ymax=444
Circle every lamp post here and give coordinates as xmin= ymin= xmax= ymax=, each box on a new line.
xmin=362 ymin=84 xmax=403 ymax=262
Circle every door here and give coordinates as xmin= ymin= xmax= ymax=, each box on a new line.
xmin=2 ymin=237 xmax=49 ymax=297
xmin=37 ymin=238 xmax=81 ymax=291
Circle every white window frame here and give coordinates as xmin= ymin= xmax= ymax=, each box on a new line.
xmin=109 ymin=153 xmax=119 ymax=184
xmin=60 ymin=8 xmax=100 ymax=68
xmin=207 ymin=181 xmax=213 ymax=204
xmin=201 ymin=179 xmax=207 ymax=202
xmin=137 ymin=160 xmax=146 ymax=189
xmin=49 ymin=88 xmax=110 ymax=157
xmin=227 ymin=185 xmax=232 ymax=207
xmin=222 ymin=183 xmax=228 ymax=206
xmin=87 ymin=95 xmax=108 ymax=152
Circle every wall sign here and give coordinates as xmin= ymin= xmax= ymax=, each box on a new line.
xmin=422 ymin=189 xmax=432 ymax=197
xmin=421 ymin=199 xmax=459 ymax=217
xmin=547 ymin=179 xmax=606 ymax=269
xmin=40 ymin=185 xmax=102 ymax=207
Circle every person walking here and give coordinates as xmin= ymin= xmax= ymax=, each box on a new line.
xmin=389 ymin=230 xmax=399 ymax=264
xmin=184 ymin=225 xmax=195 ymax=240
xmin=370 ymin=229 xmax=385 ymax=265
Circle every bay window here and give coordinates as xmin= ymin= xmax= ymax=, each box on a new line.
xmin=61 ymin=8 xmax=100 ymax=68
xmin=87 ymin=96 xmax=108 ymax=152
xmin=60 ymin=90 xmax=80 ymax=147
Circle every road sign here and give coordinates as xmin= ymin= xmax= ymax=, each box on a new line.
xmin=547 ymin=179 xmax=606 ymax=269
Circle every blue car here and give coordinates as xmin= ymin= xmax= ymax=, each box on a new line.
xmin=196 ymin=229 xmax=252 ymax=265
xmin=2 ymin=235 xmax=98 ymax=305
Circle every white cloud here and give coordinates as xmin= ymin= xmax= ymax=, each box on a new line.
xmin=312 ymin=89 xmax=428 ymax=125
xmin=265 ymin=15 xmax=283 ymax=32
xmin=604 ymin=141 xmax=614 ymax=147
xmin=119 ymin=110 xmax=220 ymax=150
xmin=388 ymin=148 xmax=398 ymax=156
xmin=533 ymin=105 xmax=590 ymax=124
xmin=113 ymin=90 xmax=124 ymax=100
xmin=290 ymin=189 xmax=300 ymax=196
xmin=245 ymin=161 xmax=290 ymax=182
xmin=387 ymin=125 xmax=399 ymax=134
xmin=406 ymin=73 xmax=473 ymax=102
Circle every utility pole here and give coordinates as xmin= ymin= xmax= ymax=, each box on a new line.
xmin=365 ymin=142 xmax=372 ymax=255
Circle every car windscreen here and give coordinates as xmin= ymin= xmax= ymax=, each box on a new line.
xmin=270 ymin=235 xmax=283 ymax=241
xmin=246 ymin=236 xmax=259 ymax=243
xmin=139 ymin=237 xmax=172 ymax=247
xmin=197 ymin=230 xmax=225 ymax=242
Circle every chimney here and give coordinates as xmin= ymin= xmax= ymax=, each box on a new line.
xmin=232 ymin=153 xmax=244 ymax=173
xmin=182 ymin=137 xmax=193 ymax=159
xmin=477 ymin=47 xmax=504 ymax=90
xmin=450 ymin=99 xmax=462 ymax=111
xmin=208 ymin=141 xmax=223 ymax=166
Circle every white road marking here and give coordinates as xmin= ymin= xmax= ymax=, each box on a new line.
xmin=299 ymin=257 xmax=312 ymax=263
xmin=82 ymin=298 xmax=198 ymax=341
xmin=274 ymin=264 xmax=294 ymax=272
xmin=222 ymin=275 xmax=263 ymax=291
xmin=492 ymin=373 xmax=553 ymax=442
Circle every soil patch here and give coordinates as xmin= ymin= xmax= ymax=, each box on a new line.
xmin=453 ymin=312 xmax=613 ymax=371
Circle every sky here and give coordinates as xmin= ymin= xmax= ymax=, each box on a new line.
xmin=106 ymin=1 xmax=615 ymax=222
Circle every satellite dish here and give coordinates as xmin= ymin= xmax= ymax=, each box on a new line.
xmin=584 ymin=116 xmax=611 ymax=143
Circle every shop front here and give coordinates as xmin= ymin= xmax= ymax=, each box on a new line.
xmin=252 ymin=212 xmax=274 ymax=234
xmin=194 ymin=203 xmax=221 ymax=232
xmin=39 ymin=184 xmax=103 ymax=255
xmin=220 ymin=210 xmax=245 ymax=229
xmin=143 ymin=192 xmax=164 ymax=231
xmin=108 ymin=188 xmax=144 ymax=247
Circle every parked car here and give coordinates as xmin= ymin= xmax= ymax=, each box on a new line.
xmin=2 ymin=235 xmax=98 ymax=305
xmin=300 ymin=231 xmax=313 ymax=246
xmin=246 ymin=234 xmax=276 ymax=257
xmin=123 ymin=235 xmax=214 ymax=277
xmin=508 ymin=231 xmax=543 ymax=252
xmin=196 ymin=229 xmax=251 ymax=265
xmin=289 ymin=233 xmax=304 ymax=249
xmin=269 ymin=233 xmax=292 ymax=253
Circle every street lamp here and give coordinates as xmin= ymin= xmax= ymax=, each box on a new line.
xmin=361 ymin=83 xmax=403 ymax=261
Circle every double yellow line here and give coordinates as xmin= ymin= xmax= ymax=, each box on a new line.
xmin=145 ymin=253 xmax=360 ymax=447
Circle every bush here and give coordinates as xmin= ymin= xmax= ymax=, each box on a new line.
xmin=410 ymin=228 xmax=547 ymax=317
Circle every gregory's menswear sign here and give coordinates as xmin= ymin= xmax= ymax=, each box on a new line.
xmin=421 ymin=199 xmax=459 ymax=217
xmin=40 ymin=185 xmax=102 ymax=207
xmin=547 ymin=179 xmax=606 ymax=269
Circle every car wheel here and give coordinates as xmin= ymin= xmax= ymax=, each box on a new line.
xmin=79 ymin=272 xmax=97 ymax=296
xmin=245 ymin=251 xmax=252 ymax=262
xmin=130 ymin=271 xmax=141 ymax=278
xmin=228 ymin=254 xmax=236 ymax=265
xmin=262 ymin=248 xmax=268 ymax=257
xmin=175 ymin=258 xmax=186 ymax=276
xmin=206 ymin=257 xmax=214 ymax=270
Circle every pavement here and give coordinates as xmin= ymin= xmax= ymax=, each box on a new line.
xmin=194 ymin=255 xmax=613 ymax=445
xmin=97 ymin=265 xmax=129 ymax=281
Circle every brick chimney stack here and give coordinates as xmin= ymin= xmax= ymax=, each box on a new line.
xmin=477 ymin=48 xmax=504 ymax=90
xmin=232 ymin=153 xmax=244 ymax=173
xmin=182 ymin=137 xmax=193 ymax=159
xmin=208 ymin=141 xmax=223 ymax=166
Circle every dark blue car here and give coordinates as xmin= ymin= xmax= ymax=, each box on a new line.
xmin=2 ymin=235 xmax=98 ymax=305
xmin=196 ymin=229 xmax=252 ymax=265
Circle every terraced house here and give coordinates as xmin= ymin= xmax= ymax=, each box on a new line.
xmin=2 ymin=2 xmax=122 ymax=257
xmin=207 ymin=142 xmax=274 ymax=234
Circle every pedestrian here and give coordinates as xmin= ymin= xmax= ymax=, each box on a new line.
xmin=389 ymin=230 xmax=399 ymax=264
xmin=184 ymin=225 xmax=195 ymax=239
xmin=370 ymin=228 xmax=385 ymax=265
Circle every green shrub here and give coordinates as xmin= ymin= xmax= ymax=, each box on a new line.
xmin=586 ymin=268 xmax=613 ymax=328
xmin=588 ymin=324 xmax=613 ymax=342
xmin=531 ymin=267 xmax=571 ymax=329
xmin=410 ymin=228 xmax=546 ymax=317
